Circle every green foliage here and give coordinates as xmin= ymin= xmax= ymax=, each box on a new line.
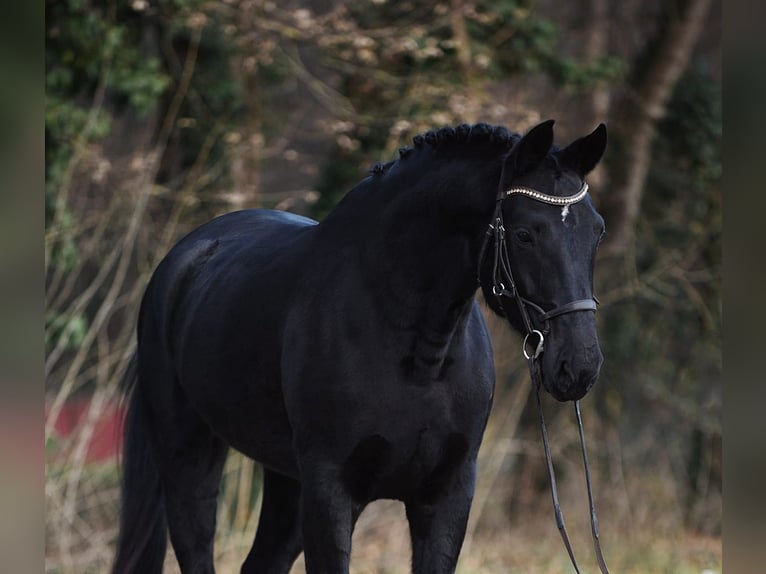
xmin=45 ymin=1 xmax=170 ymax=122
xmin=45 ymin=0 xmax=243 ymax=275
xmin=46 ymin=207 xmax=80 ymax=273
xmin=545 ymin=54 xmax=625 ymax=90
xmin=46 ymin=311 xmax=89 ymax=352
xmin=656 ymin=70 xmax=722 ymax=187
xmin=45 ymin=0 xmax=170 ymax=241
xmin=44 ymin=1 xmax=230 ymax=194
xmin=109 ymin=56 xmax=170 ymax=115
xmin=45 ymin=1 xmax=245 ymax=368
xmin=180 ymin=21 xmax=244 ymax=167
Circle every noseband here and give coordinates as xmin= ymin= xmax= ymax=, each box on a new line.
xmin=478 ymin=180 xmax=611 ymax=574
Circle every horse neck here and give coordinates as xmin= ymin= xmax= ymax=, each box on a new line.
xmin=350 ymin=153 xmax=501 ymax=336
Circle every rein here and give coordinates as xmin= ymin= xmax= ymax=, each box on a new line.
xmin=479 ymin=181 xmax=610 ymax=574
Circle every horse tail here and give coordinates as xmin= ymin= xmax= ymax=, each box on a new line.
xmin=112 ymin=355 xmax=167 ymax=574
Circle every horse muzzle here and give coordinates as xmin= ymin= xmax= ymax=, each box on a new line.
xmin=541 ymin=337 xmax=603 ymax=402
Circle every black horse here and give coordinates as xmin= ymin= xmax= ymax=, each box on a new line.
xmin=113 ymin=120 xmax=607 ymax=574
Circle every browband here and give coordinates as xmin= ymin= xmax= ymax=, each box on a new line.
xmin=504 ymin=181 xmax=589 ymax=206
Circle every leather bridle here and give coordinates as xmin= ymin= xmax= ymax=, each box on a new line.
xmin=478 ymin=180 xmax=611 ymax=574
xmin=479 ymin=181 xmax=599 ymax=340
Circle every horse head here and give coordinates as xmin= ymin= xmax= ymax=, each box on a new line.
xmin=482 ymin=120 xmax=607 ymax=401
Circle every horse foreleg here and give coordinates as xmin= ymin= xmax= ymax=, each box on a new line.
xmin=241 ymin=469 xmax=303 ymax=574
xmin=405 ymin=462 xmax=477 ymax=574
xmin=299 ymin=462 xmax=362 ymax=574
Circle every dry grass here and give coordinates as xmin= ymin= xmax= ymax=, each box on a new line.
xmin=45 ymin=462 xmax=721 ymax=574
xmin=45 ymin=369 xmax=721 ymax=573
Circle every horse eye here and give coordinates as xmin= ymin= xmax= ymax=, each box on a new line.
xmin=515 ymin=229 xmax=533 ymax=244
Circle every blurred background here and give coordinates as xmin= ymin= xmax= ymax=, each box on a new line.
xmin=44 ymin=0 xmax=721 ymax=572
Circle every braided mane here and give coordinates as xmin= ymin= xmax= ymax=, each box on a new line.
xmin=369 ymin=123 xmax=520 ymax=176
xmin=407 ymin=122 xmax=518 ymax=156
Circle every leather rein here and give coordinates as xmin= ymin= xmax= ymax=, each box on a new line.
xmin=478 ymin=181 xmax=610 ymax=574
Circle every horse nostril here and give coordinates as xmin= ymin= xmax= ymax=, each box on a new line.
xmin=557 ymin=360 xmax=575 ymax=384
xmin=547 ymin=349 xmax=601 ymax=401
xmin=584 ymin=342 xmax=603 ymax=366
xmin=558 ymin=356 xmax=598 ymax=388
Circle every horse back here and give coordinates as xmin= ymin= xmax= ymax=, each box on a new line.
xmin=145 ymin=208 xmax=316 ymax=342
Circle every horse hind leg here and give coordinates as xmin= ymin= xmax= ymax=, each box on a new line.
xmin=153 ymin=385 xmax=229 ymax=574
xmin=114 ymin=355 xmax=228 ymax=574
xmin=240 ymin=469 xmax=303 ymax=574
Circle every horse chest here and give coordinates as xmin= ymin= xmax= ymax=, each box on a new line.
xmin=341 ymin=418 xmax=474 ymax=504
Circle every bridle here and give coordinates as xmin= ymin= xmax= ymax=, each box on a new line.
xmin=478 ymin=180 xmax=611 ymax=574
xmin=480 ymin=181 xmax=598 ymax=340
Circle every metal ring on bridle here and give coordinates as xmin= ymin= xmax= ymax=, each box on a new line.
xmin=523 ymin=329 xmax=545 ymax=360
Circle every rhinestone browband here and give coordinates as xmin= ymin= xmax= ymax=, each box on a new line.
xmin=504 ymin=181 xmax=589 ymax=206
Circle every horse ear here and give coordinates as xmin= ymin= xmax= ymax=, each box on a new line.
xmin=558 ymin=123 xmax=607 ymax=177
xmin=506 ymin=119 xmax=555 ymax=175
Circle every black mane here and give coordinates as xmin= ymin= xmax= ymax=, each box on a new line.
xmin=370 ymin=123 xmax=521 ymax=176
xmin=406 ymin=122 xmax=518 ymax=156
xmin=368 ymin=122 xmax=570 ymax=184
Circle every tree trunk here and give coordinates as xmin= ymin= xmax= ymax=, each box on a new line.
xmin=601 ymin=0 xmax=714 ymax=257
xmin=581 ymin=0 xmax=611 ymax=193
xmin=450 ymin=0 xmax=472 ymax=80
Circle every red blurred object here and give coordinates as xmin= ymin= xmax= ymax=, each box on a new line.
xmin=46 ymin=399 xmax=125 ymax=464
